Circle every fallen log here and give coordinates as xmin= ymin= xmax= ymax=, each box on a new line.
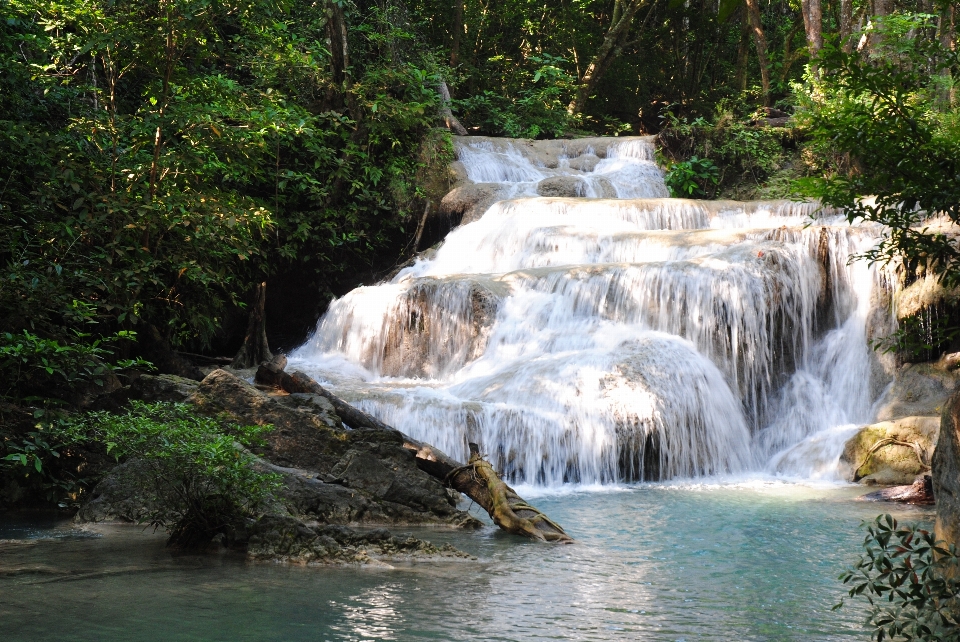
xmin=255 ymin=363 xmax=573 ymax=543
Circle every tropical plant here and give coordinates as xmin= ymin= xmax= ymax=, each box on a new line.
xmin=664 ymin=156 xmax=720 ymax=197
xmin=837 ymin=515 xmax=960 ymax=642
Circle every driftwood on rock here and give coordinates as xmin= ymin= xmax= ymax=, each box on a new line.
xmin=255 ymin=364 xmax=573 ymax=543
xmin=232 ymin=282 xmax=273 ymax=369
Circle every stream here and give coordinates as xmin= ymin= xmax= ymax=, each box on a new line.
xmin=0 ymin=484 xmax=933 ymax=641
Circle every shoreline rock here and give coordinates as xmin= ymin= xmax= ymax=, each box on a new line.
xmin=76 ymin=370 xmax=482 ymax=561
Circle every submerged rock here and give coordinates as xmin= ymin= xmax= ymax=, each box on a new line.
xmin=859 ymin=475 xmax=934 ymax=505
xmin=839 ymin=416 xmax=938 ymax=485
xmin=244 ymin=515 xmax=473 ymax=565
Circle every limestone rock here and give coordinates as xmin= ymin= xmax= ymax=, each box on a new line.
xmin=840 ymin=416 xmax=939 ymax=485
xmin=244 ymin=515 xmax=472 ymax=565
xmin=536 ymin=176 xmax=587 ymax=197
xmin=438 ymin=182 xmax=504 ymax=226
xmin=895 ymin=273 xmax=960 ymax=320
xmin=874 ymin=363 xmax=960 ymax=421
xmin=188 ymin=369 xmax=471 ymax=525
xmin=77 ymin=369 xmax=476 ymax=529
xmin=933 ymin=390 xmax=960 ymax=546
xmin=130 ymin=373 xmax=200 ymax=403
xmin=565 ymin=154 xmax=600 ymax=173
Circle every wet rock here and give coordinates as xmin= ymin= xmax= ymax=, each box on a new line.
xmin=438 ymin=183 xmax=504 ymax=226
xmin=244 ymin=515 xmax=473 ymax=565
xmin=536 ymin=176 xmax=587 ymax=197
xmin=874 ymin=363 xmax=960 ymax=421
xmin=934 ymin=390 xmax=960 ymax=546
xmin=189 ymin=370 xmax=471 ymax=524
xmin=859 ymin=475 xmax=934 ymax=505
xmin=565 ymin=154 xmax=600 ymax=173
xmin=839 ymin=416 xmax=939 ymax=485
xmin=895 ymin=273 xmax=960 ymax=320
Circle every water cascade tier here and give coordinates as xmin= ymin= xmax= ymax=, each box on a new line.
xmin=294 ymin=137 xmax=892 ymax=485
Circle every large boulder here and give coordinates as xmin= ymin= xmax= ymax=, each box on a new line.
xmin=79 ymin=369 xmax=477 ymax=529
xmin=874 ymin=363 xmax=960 ymax=421
xmin=933 ymin=390 xmax=960 ymax=547
xmin=536 ymin=176 xmax=587 ymax=197
xmin=188 ymin=370 xmax=473 ymax=525
xmin=839 ymin=416 xmax=939 ymax=485
xmin=438 ymin=182 xmax=504 ymax=226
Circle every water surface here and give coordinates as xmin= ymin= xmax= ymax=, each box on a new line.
xmin=0 ymin=482 xmax=931 ymax=641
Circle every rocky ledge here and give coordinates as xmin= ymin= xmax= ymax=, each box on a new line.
xmin=78 ymin=369 xmax=481 ymax=564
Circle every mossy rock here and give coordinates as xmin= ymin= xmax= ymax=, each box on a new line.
xmin=840 ymin=416 xmax=939 ymax=485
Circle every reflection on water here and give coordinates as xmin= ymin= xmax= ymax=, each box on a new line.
xmin=0 ymin=484 xmax=932 ymax=642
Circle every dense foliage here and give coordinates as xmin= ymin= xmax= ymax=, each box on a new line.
xmin=799 ymin=13 xmax=960 ymax=287
xmin=0 ymin=0 xmax=449 ymax=385
xmin=838 ymin=515 xmax=960 ymax=642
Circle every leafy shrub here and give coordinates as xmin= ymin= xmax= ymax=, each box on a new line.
xmin=3 ymin=402 xmax=280 ymax=548
xmin=664 ymin=156 xmax=719 ymax=198
xmin=454 ymin=54 xmax=578 ymax=138
xmin=660 ymin=109 xmax=796 ymax=198
xmin=0 ymin=329 xmax=151 ymax=401
xmin=837 ymin=515 xmax=960 ymax=641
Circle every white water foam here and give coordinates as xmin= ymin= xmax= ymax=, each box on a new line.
xmin=293 ymin=137 xmax=890 ymax=486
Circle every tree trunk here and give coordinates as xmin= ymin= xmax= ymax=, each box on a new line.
xmin=568 ymin=0 xmax=647 ymax=115
xmin=450 ymin=0 xmax=464 ymax=66
xmin=255 ymin=366 xmax=574 ymax=543
xmin=744 ymin=0 xmax=771 ymax=105
xmin=940 ymin=5 xmax=956 ymax=106
xmin=840 ymin=0 xmax=854 ymax=52
xmin=438 ymin=81 xmax=469 ymax=135
xmin=232 ymin=282 xmax=273 ymax=369
xmin=801 ymin=0 xmax=823 ymax=66
xmin=735 ymin=10 xmax=750 ymax=92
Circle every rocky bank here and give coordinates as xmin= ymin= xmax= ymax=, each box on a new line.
xmin=77 ymin=369 xmax=481 ymax=564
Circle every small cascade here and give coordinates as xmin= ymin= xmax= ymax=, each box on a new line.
xmin=294 ymin=137 xmax=890 ymax=485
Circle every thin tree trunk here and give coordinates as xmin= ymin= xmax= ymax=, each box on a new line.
xmin=232 ymin=282 xmax=273 ymax=369
xmin=840 ymin=0 xmax=854 ymax=52
xmin=801 ymin=0 xmax=823 ymax=71
xmin=450 ymin=0 xmax=464 ymax=66
xmin=744 ymin=0 xmax=771 ymax=105
xmin=568 ymin=0 xmax=647 ymax=115
xmin=735 ymin=10 xmax=749 ymax=92
xmin=940 ymin=5 xmax=956 ymax=105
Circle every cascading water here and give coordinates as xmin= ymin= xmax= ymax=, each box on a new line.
xmin=293 ymin=136 xmax=890 ymax=486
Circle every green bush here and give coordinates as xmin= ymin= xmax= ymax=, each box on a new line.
xmin=664 ymin=156 xmax=719 ymax=198
xmin=3 ymin=402 xmax=280 ymax=548
xmin=0 ymin=329 xmax=151 ymax=401
xmin=837 ymin=515 xmax=960 ymax=641
xmin=453 ymin=54 xmax=578 ymax=138
xmin=660 ymin=109 xmax=796 ymax=199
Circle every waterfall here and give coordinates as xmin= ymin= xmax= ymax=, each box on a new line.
xmin=293 ymin=136 xmax=889 ymax=485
